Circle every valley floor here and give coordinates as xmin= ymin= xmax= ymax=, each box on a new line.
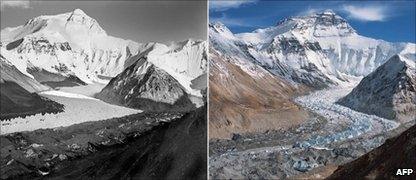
xmin=209 ymin=81 xmax=401 ymax=179
xmin=0 ymin=84 xmax=141 ymax=135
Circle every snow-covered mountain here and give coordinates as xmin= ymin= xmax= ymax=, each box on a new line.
xmin=96 ymin=58 xmax=195 ymax=112
xmin=211 ymin=10 xmax=415 ymax=88
xmin=1 ymin=9 xmax=141 ymax=84
xmin=338 ymin=55 xmax=416 ymax=122
xmin=0 ymin=9 xmax=207 ymax=97
xmin=143 ymin=40 xmax=207 ymax=96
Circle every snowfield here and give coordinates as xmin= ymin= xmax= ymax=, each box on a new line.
xmin=0 ymin=89 xmax=141 ymax=135
xmin=40 ymin=90 xmax=97 ymax=100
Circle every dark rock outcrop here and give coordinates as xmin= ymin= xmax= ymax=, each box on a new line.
xmin=338 ymin=55 xmax=416 ymax=122
xmin=96 ymin=58 xmax=195 ymax=112
xmin=0 ymin=81 xmax=64 ymax=120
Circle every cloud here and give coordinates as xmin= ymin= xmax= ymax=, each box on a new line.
xmin=210 ymin=13 xmax=255 ymax=27
xmin=343 ymin=5 xmax=388 ymax=21
xmin=297 ymin=7 xmax=323 ymax=16
xmin=1 ymin=0 xmax=31 ymax=10
xmin=210 ymin=0 xmax=257 ymax=11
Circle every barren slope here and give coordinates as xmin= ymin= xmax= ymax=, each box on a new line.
xmin=209 ymin=49 xmax=310 ymax=139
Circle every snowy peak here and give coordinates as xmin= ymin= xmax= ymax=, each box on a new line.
xmin=276 ymin=9 xmax=356 ymax=38
xmin=237 ymin=10 xmax=356 ymax=47
xmin=71 ymin=8 xmax=88 ymax=16
xmin=312 ymin=10 xmax=356 ymax=37
xmin=1 ymin=8 xmax=106 ymax=44
xmin=277 ymin=9 xmax=338 ymax=25
xmin=0 ymin=8 xmax=143 ymax=84
xmin=64 ymin=8 xmax=106 ymax=35
xmin=209 ymin=22 xmax=237 ymax=40
xmin=382 ymin=55 xmax=415 ymax=77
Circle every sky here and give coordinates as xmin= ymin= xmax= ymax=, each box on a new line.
xmin=210 ymin=0 xmax=416 ymax=43
xmin=1 ymin=1 xmax=207 ymax=44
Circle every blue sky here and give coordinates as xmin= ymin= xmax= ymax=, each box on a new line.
xmin=210 ymin=0 xmax=416 ymax=43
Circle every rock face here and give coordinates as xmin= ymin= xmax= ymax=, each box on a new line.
xmin=338 ymin=55 xmax=416 ymax=122
xmin=328 ymin=124 xmax=416 ymax=179
xmin=96 ymin=58 xmax=195 ymax=112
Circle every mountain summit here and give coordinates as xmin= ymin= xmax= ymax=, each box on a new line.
xmin=213 ymin=10 xmax=416 ymax=88
xmin=0 ymin=9 xmax=140 ymax=84
xmin=274 ymin=9 xmax=356 ymax=38
xmin=1 ymin=8 xmax=107 ymax=44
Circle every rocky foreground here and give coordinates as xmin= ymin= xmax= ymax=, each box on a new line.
xmin=328 ymin=123 xmax=416 ymax=179
xmin=1 ymin=105 xmax=207 ymax=179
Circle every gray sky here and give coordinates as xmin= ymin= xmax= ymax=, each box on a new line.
xmin=1 ymin=1 xmax=207 ymax=43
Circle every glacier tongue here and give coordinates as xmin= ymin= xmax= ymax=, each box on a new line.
xmin=294 ymin=82 xmax=399 ymax=148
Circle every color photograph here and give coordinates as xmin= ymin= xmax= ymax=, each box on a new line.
xmin=0 ymin=0 xmax=415 ymax=179
xmin=209 ymin=0 xmax=415 ymax=179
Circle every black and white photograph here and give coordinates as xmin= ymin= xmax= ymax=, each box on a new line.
xmin=0 ymin=0 xmax=207 ymax=179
